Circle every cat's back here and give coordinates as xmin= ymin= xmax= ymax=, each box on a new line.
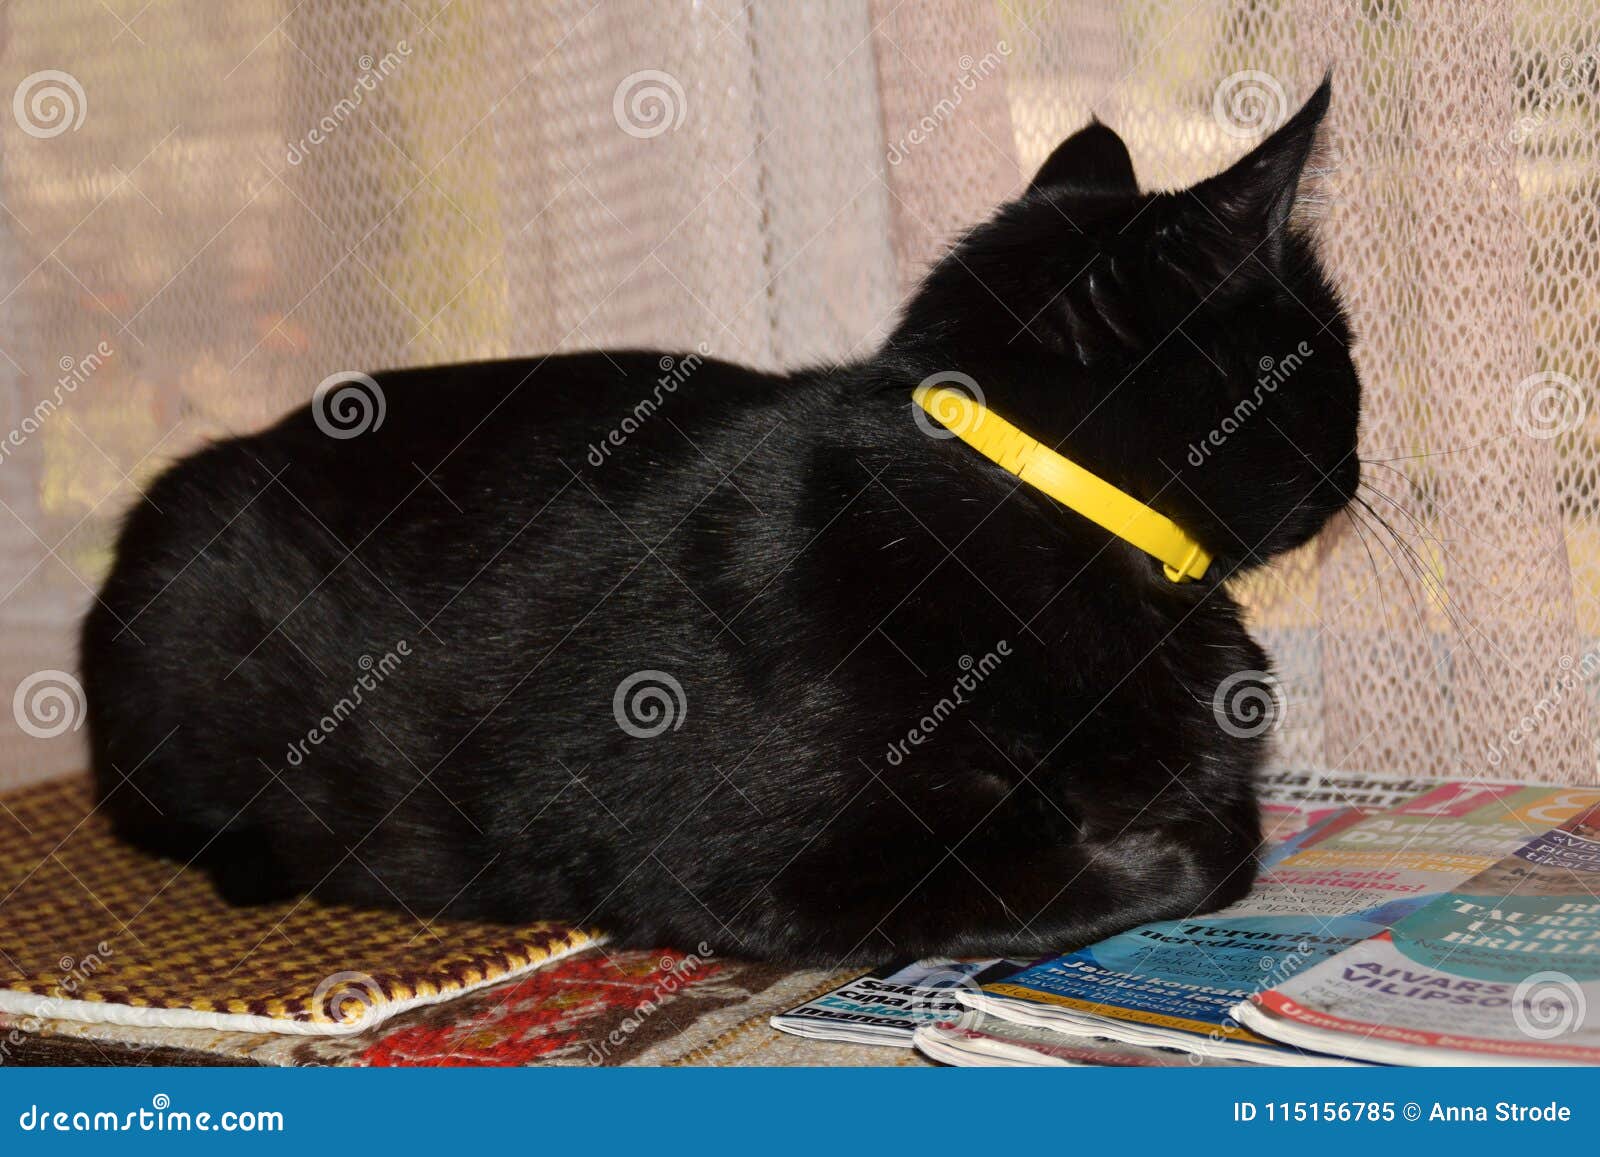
xmin=226 ymin=349 xmax=796 ymax=516
xmin=81 ymin=348 xmax=821 ymax=763
xmin=96 ymin=348 xmax=800 ymax=587
xmin=79 ymin=348 xmax=820 ymax=883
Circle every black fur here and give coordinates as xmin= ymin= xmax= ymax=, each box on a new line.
xmin=83 ymin=80 xmax=1359 ymax=965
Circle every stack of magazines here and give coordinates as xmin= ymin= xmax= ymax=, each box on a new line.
xmin=771 ymin=769 xmax=1600 ymax=1066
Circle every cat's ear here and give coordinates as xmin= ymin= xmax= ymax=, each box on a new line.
xmin=1188 ymin=75 xmax=1331 ymax=266
xmin=1030 ymin=119 xmax=1138 ymax=195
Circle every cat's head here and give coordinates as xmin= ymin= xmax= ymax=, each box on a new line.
xmin=891 ymin=77 xmax=1359 ymax=579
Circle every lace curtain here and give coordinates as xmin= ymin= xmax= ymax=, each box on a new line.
xmin=2 ymin=0 xmax=1596 ymax=789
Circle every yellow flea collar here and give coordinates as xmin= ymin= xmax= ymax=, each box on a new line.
xmin=912 ymin=385 xmax=1212 ymax=583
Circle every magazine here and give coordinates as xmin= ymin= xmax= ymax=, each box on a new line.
xmin=960 ymin=781 xmax=1600 ymax=1063
xmin=912 ymin=1012 xmax=1255 ymax=1067
xmin=1256 ymin=769 xmax=1445 ymax=841
xmin=769 ymin=958 xmax=1028 ymax=1046
xmin=770 ymin=765 xmax=1382 ymax=1048
xmin=1235 ymin=798 xmax=1600 ymax=1064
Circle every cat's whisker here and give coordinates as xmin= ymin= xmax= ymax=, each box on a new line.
xmin=1349 ymin=501 xmax=1456 ymax=653
xmin=1360 ymin=457 xmax=1427 ymax=501
xmin=1357 ymin=483 xmax=1457 ymax=549
xmin=1349 ymin=495 xmax=1492 ymax=686
xmin=1359 ymin=509 xmax=1473 ymax=666
xmin=1360 ymin=478 xmax=1483 ymax=559
xmin=1352 ymin=495 xmax=1450 ymax=611
xmin=1348 ymin=499 xmax=1448 ymax=544
xmin=1376 ymin=489 xmax=1496 ymax=567
xmin=1342 ymin=507 xmax=1415 ymax=654
xmin=1360 ymin=435 xmax=1505 ymax=465
xmin=1346 ymin=504 xmax=1441 ymax=652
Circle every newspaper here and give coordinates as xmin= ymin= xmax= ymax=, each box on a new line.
xmin=769 ymin=958 xmax=1028 ymax=1046
xmin=1235 ymin=797 xmax=1600 ymax=1064
xmin=961 ymin=780 xmax=1600 ymax=1063
xmin=912 ymin=1011 xmax=1255 ymax=1067
xmin=1256 ymin=769 xmax=1446 ymax=838
xmin=770 ymin=766 xmax=1378 ymax=1049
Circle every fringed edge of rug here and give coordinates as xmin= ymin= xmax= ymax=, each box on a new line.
xmin=0 ymin=935 xmax=604 ymax=1037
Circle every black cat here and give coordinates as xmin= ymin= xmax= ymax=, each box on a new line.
xmin=82 ymin=79 xmax=1358 ymax=964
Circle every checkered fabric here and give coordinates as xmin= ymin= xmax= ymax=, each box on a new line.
xmin=0 ymin=776 xmax=595 ymax=1035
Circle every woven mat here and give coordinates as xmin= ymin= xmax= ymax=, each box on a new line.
xmin=0 ymin=945 xmax=919 ymax=1066
xmin=0 ymin=777 xmax=595 ymax=1036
